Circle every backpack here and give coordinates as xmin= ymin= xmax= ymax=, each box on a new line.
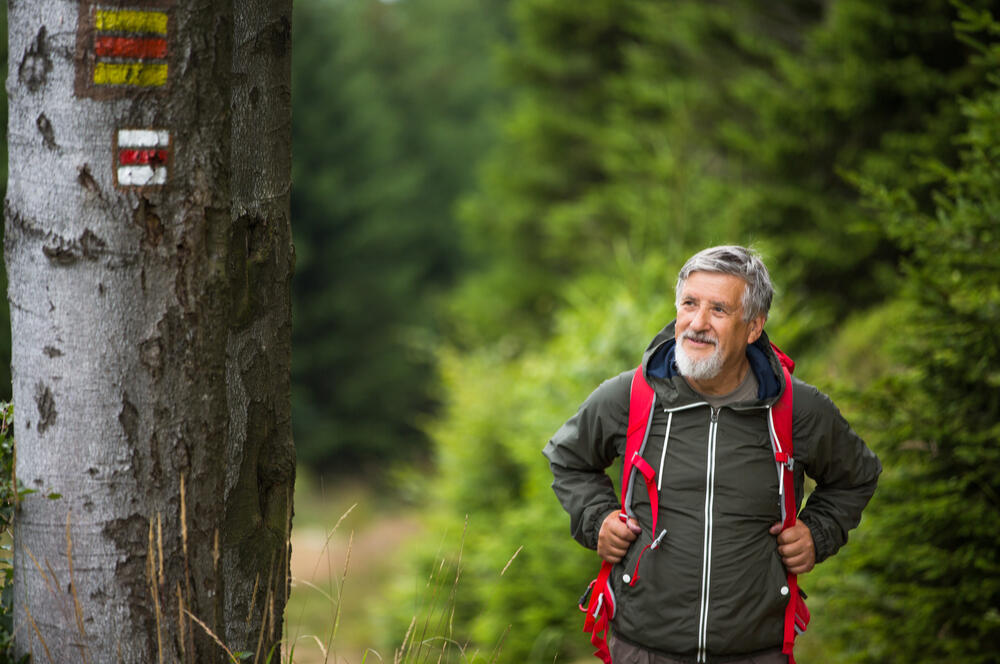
xmin=578 ymin=343 xmax=809 ymax=663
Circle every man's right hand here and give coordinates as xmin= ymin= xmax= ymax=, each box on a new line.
xmin=597 ymin=510 xmax=642 ymax=563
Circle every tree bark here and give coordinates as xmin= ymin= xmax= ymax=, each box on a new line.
xmin=5 ymin=1 xmax=293 ymax=662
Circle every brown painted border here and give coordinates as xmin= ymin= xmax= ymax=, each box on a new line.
xmin=74 ymin=0 xmax=176 ymax=100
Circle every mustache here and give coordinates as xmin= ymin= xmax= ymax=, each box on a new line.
xmin=682 ymin=331 xmax=717 ymax=345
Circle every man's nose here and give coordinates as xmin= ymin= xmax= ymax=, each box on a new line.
xmin=689 ymin=305 xmax=710 ymax=330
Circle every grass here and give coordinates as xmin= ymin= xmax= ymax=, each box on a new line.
xmin=8 ymin=463 xmax=838 ymax=663
xmin=284 ymin=471 xmax=518 ymax=664
xmin=284 ymin=471 xmax=422 ymax=664
xmin=6 ymin=463 xmax=472 ymax=664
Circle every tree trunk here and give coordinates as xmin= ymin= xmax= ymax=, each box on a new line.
xmin=5 ymin=1 xmax=294 ymax=661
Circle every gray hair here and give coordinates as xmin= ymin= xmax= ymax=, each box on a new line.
xmin=674 ymin=245 xmax=773 ymax=321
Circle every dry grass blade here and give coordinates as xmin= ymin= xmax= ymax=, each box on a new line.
xmin=24 ymin=605 xmax=54 ymax=664
xmin=438 ymin=517 xmax=467 ymax=651
xmin=255 ymin=552 xmax=276 ymax=664
xmin=296 ymin=634 xmax=329 ymax=659
xmin=179 ymin=473 xmax=195 ymax=661
xmin=157 ymin=513 xmax=165 ymax=586
xmin=246 ymin=572 xmax=262 ymax=625
xmin=403 ymin=517 xmax=468 ymax=664
xmin=252 ymin=586 xmax=270 ymax=664
xmin=486 ymin=624 xmax=511 ymax=664
xmin=361 ymin=647 xmax=385 ymax=663
xmin=184 ymin=608 xmax=241 ymax=663
xmin=176 ymin=583 xmax=187 ymax=663
xmin=291 ymin=577 xmax=336 ymax=604
xmin=23 ymin=546 xmax=57 ymax=597
xmin=323 ymin=529 xmax=354 ymax=663
xmin=411 ymin=636 xmax=468 ymax=664
xmin=43 ymin=559 xmax=62 ymax=596
xmin=500 ymin=546 xmax=522 ymax=576
xmin=65 ymin=510 xmax=90 ymax=664
xmin=282 ymin=485 xmax=292 ymax=624
xmin=395 ymin=616 xmax=417 ymax=664
xmin=147 ymin=518 xmax=164 ymax=664
xmin=283 ymin=502 xmax=358 ymax=664
xmin=180 ymin=474 xmax=188 ymax=558
xmin=309 ymin=502 xmax=358 ymax=581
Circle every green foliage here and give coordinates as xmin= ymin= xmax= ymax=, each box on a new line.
xmin=700 ymin=0 xmax=997 ymax=353
xmin=452 ymin=0 xmax=997 ymax=355
xmin=395 ymin=0 xmax=1000 ymax=661
xmin=0 ymin=404 xmax=30 ymax=664
xmin=814 ymin=9 xmax=1000 ymax=660
xmin=384 ymin=272 xmax=677 ymax=662
xmin=449 ymin=0 xmax=771 ymax=348
xmin=290 ymin=0 xmax=508 ymax=473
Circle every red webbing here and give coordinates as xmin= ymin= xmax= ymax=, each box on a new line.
xmin=621 ymin=367 xmax=655 ymax=507
xmin=582 ymin=367 xmax=655 ymax=663
xmin=770 ymin=346 xmax=809 ymax=663
xmin=581 ymin=561 xmax=614 ymax=664
xmin=631 ymin=453 xmax=659 ymax=536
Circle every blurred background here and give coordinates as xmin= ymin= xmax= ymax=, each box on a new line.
xmin=3 ymin=0 xmax=1000 ymax=662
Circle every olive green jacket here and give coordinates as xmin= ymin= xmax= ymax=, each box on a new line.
xmin=543 ymin=323 xmax=881 ymax=661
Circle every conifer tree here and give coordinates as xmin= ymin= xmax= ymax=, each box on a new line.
xmin=818 ymin=8 xmax=1000 ymax=659
xmin=290 ymin=0 xmax=507 ymax=471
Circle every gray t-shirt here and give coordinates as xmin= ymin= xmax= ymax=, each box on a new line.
xmin=688 ymin=366 xmax=759 ymax=409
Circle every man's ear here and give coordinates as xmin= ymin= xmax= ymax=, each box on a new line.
xmin=747 ymin=316 xmax=765 ymax=344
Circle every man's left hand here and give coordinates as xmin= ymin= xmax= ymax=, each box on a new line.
xmin=769 ymin=519 xmax=815 ymax=575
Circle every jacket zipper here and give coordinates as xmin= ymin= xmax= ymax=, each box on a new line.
xmin=658 ymin=401 xmax=707 ymax=490
xmin=697 ymin=407 xmax=720 ymax=663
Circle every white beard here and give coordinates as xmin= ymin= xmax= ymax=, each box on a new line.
xmin=674 ymin=338 xmax=724 ymax=380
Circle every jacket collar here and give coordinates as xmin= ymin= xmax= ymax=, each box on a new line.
xmin=641 ymin=320 xmax=785 ymax=406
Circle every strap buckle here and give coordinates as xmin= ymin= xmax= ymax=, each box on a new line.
xmin=578 ymin=580 xmax=595 ymax=612
xmin=775 ymin=451 xmax=794 ymax=471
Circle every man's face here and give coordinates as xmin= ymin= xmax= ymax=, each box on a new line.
xmin=674 ymin=271 xmax=764 ymax=383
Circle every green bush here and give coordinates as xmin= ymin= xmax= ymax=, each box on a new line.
xmin=0 ymin=403 xmax=31 ymax=664
xmin=382 ymin=270 xmax=680 ymax=662
xmin=386 ymin=1 xmax=1000 ymax=661
xmin=812 ymin=7 xmax=1000 ymax=661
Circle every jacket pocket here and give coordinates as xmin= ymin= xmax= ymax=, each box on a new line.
xmin=607 ymin=529 xmax=671 ymax=641
xmin=611 ymin=529 xmax=652 ymax=592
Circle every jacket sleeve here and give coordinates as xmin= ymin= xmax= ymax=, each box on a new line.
xmin=542 ymin=372 xmax=631 ymax=551
xmin=792 ymin=380 xmax=882 ymax=563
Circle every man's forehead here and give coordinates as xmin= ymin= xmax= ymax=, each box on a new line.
xmin=680 ymin=271 xmax=747 ymax=302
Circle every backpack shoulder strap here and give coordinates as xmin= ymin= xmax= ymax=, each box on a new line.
xmin=771 ymin=355 xmax=794 ymax=479
xmin=622 ymin=366 xmax=656 ymax=507
xmin=579 ymin=365 xmax=657 ymax=664
xmin=768 ymin=343 xmax=810 ymax=664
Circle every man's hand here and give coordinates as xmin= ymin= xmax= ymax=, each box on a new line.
xmin=598 ymin=510 xmax=641 ymax=564
xmin=769 ymin=519 xmax=815 ymax=575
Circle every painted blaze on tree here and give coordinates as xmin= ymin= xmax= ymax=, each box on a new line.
xmin=6 ymin=0 xmax=294 ymax=661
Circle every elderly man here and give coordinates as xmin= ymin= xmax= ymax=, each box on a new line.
xmin=544 ymin=245 xmax=881 ymax=664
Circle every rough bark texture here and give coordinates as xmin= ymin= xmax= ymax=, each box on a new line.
xmin=6 ymin=1 xmax=293 ymax=662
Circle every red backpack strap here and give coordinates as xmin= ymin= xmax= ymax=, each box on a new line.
xmin=622 ymin=367 xmax=655 ymax=500
xmin=580 ymin=561 xmax=615 ymax=664
xmin=769 ymin=343 xmax=810 ymax=664
xmin=622 ymin=367 xmax=658 ymax=532
xmin=580 ymin=366 xmax=657 ymax=663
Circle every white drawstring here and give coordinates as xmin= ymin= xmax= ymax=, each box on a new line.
xmin=657 ymin=411 xmax=673 ymax=492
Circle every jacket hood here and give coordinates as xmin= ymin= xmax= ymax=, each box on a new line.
xmin=641 ymin=320 xmax=786 ymax=405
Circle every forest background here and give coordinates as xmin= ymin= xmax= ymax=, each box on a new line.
xmin=2 ymin=0 xmax=999 ymax=662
